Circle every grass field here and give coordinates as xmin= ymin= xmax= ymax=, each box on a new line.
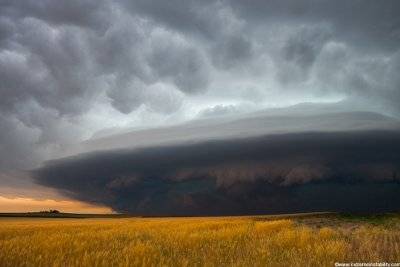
xmin=0 ymin=213 xmax=399 ymax=267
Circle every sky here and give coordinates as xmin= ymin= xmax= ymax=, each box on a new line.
xmin=0 ymin=0 xmax=400 ymax=214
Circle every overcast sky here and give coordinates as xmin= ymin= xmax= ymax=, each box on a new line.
xmin=1 ymin=0 xmax=400 ymax=214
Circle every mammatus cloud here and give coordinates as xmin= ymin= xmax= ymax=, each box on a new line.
xmin=34 ymin=130 xmax=400 ymax=215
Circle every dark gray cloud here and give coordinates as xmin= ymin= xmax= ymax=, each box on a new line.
xmin=119 ymin=0 xmax=223 ymax=39
xmin=0 ymin=0 xmax=111 ymax=30
xmin=229 ymin=0 xmax=400 ymax=52
xmin=0 ymin=0 xmax=400 ymax=209
xmin=34 ymin=130 xmax=400 ymax=215
xmin=277 ymin=25 xmax=332 ymax=84
xmin=211 ymin=35 xmax=254 ymax=69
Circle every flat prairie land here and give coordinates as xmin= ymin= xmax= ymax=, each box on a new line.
xmin=0 ymin=213 xmax=399 ymax=267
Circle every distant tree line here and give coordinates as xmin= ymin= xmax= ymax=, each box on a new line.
xmin=39 ymin=209 xmax=60 ymax=214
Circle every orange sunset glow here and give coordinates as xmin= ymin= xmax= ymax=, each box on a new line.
xmin=0 ymin=196 xmax=112 ymax=214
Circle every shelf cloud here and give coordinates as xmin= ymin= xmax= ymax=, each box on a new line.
xmin=34 ymin=113 xmax=400 ymax=215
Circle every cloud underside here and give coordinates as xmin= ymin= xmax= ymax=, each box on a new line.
xmin=34 ymin=130 xmax=400 ymax=215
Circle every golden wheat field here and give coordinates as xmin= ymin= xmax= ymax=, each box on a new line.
xmin=0 ymin=213 xmax=399 ymax=267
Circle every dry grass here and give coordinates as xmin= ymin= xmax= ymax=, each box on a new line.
xmin=0 ymin=215 xmax=399 ymax=267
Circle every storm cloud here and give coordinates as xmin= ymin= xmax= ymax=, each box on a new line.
xmin=34 ymin=129 xmax=400 ymax=215
xmin=1 ymin=1 xmax=400 ymax=213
